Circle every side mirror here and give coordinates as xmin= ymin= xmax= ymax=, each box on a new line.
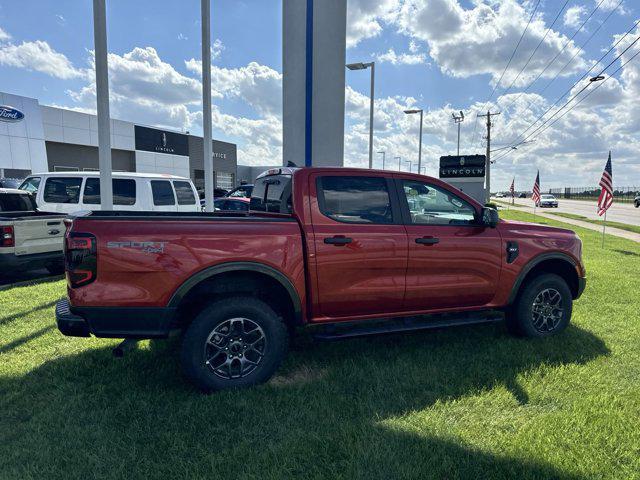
xmin=481 ymin=207 xmax=499 ymax=228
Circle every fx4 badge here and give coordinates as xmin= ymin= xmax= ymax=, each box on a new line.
xmin=107 ymin=241 xmax=167 ymax=254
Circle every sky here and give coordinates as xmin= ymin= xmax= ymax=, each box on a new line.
xmin=0 ymin=0 xmax=639 ymax=190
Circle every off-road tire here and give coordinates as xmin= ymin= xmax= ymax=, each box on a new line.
xmin=180 ymin=297 xmax=288 ymax=392
xmin=507 ymin=273 xmax=572 ymax=338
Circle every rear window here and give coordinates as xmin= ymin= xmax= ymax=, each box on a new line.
xmin=18 ymin=177 xmax=41 ymax=194
xmin=43 ymin=177 xmax=82 ymax=204
xmin=173 ymin=181 xmax=196 ymax=205
xmin=0 ymin=193 xmax=36 ymax=212
xmin=250 ymin=175 xmax=292 ymax=213
xmin=151 ymin=180 xmax=175 ymax=206
xmin=83 ymin=178 xmax=137 ymax=206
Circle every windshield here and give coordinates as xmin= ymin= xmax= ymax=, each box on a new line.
xmin=541 ymin=195 xmax=555 ymax=199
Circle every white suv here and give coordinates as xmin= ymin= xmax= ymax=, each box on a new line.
xmin=19 ymin=172 xmax=201 ymax=214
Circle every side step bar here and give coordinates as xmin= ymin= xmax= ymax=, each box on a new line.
xmin=312 ymin=311 xmax=503 ymax=341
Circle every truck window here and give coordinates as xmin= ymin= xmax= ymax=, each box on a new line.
xmin=173 ymin=181 xmax=196 ymax=205
xmin=83 ymin=178 xmax=137 ymax=206
xmin=151 ymin=180 xmax=176 ymax=206
xmin=318 ymin=176 xmax=393 ymax=224
xmin=250 ymin=175 xmax=292 ymax=213
xmin=18 ymin=177 xmax=41 ymax=194
xmin=0 ymin=193 xmax=36 ymax=212
xmin=43 ymin=177 xmax=82 ymax=204
xmin=402 ymin=180 xmax=476 ymax=225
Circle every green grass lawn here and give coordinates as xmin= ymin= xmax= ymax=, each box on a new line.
xmin=549 ymin=211 xmax=640 ymax=235
xmin=1 ymin=210 xmax=639 ymax=479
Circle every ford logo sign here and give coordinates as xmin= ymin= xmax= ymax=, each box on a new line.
xmin=0 ymin=105 xmax=25 ymax=123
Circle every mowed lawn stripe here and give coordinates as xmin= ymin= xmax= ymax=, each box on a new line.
xmin=0 ymin=209 xmax=638 ymax=480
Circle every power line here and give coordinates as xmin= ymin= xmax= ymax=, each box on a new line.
xmin=493 ymin=47 xmax=640 ymax=163
xmin=499 ymin=0 xmax=609 ymax=116
xmin=503 ymin=33 xmax=640 ymax=150
xmin=469 ymin=0 xmax=541 ymax=149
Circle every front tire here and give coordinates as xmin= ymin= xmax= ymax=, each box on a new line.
xmin=180 ymin=297 xmax=289 ymax=392
xmin=508 ymin=274 xmax=572 ymax=338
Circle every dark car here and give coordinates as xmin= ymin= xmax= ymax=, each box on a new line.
xmin=199 ymin=197 xmax=250 ymax=213
xmin=225 ymin=184 xmax=253 ymax=199
xmin=634 ymin=195 xmax=639 ymax=208
xmin=0 ymin=178 xmax=22 ymax=189
xmin=518 ymin=192 xmax=527 ymax=198
xmin=198 ymin=188 xmax=229 ymax=199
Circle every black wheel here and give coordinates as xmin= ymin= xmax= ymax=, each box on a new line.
xmin=180 ymin=297 xmax=288 ymax=392
xmin=508 ymin=274 xmax=572 ymax=338
xmin=46 ymin=262 xmax=65 ymax=275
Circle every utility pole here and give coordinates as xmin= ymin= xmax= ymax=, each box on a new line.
xmin=477 ymin=110 xmax=500 ymax=203
xmin=394 ymin=156 xmax=401 ymax=171
xmin=452 ymin=111 xmax=464 ymax=156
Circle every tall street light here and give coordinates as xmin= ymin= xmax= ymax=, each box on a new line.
xmin=452 ymin=110 xmax=464 ymax=156
xmin=347 ymin=62 xmax=375 ymax=169
xmin=377 ymin=151 xmax=386 ymax=170
xmin=404 ymin=109 xmax=423 ymax=175
xmin=201 ymin=0 xmax=214 ymax=212
xmin=405 ymin=159 xmax=412 ymax=172
xmin=394 ymin=156 xmax=402 ymax=171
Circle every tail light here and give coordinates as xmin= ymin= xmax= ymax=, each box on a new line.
xmin=65 ymin=232 xmax=97 ymax=288
xmin=1 ymin=226 xmax=15 ymax=247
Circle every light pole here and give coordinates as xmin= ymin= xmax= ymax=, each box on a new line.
xmin=404 ymin=109 xmax=423 ymax=174
xmin=452 ymin=110 xmax=464 ymax=156
xmin=201 ymin=0 xmax=214 ymax=212
xmin=347 ymin=62 xmax=375 ymax=169
xmin=405 ymin=159 xmax=412 ymax=172
xmin=377 ymin=151 xmax=386 ymax=170
xmin=394 ymin=156 xmax=401 ymax=171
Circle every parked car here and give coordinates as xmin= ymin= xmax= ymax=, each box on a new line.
xmin=56 ymin=167 xmax=586 ymax=392
xmin=0 ymin=178 xmax=22 ymax=189
xmin=634 ymin=194 xmax=639 ymax=208
xmin=214 ymin=197 xmax=250 ymax=213
xmin=198 ymin=188 xmax=229 ymax=199
xmin=495 ymin=192 xmax=506 ymax=198
xmin=18 ymin=172 xmax=200 ymax=214
xmin=0 ymin=188 xmax=66 ymax=274
xmin=538 ymin=194 xmax=559 ymax=208
xmin=225 ymin=183 xmax=254 ymax=198
xmin=518 ymin=192 xmax=528 ymax=198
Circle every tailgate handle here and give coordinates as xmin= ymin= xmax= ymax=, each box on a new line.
xmin=415 ymin=237 xmax=440 ymax=245
xmin=47 ymin=221 xmax=61 ymax=226
xmin=324 ymin=236 xmax=352 ymax=246
xmin=48 ymin=229 xmax=61 ymax=235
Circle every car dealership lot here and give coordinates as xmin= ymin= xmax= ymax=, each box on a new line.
xmin=1 ymin=210 xmax=639 ymax=479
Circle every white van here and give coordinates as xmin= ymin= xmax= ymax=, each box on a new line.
xmin=18 ymin=172 xmax=200 ymax=214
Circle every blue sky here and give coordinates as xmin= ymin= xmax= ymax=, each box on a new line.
xmin=1 ymin=0 xmax=639 ymax=189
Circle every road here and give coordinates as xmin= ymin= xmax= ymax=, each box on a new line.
xmin=495 ymin=198 xmax=640 ymax=226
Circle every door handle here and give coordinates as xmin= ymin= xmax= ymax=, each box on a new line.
xmin=48 ymin=229 xmax=60 ymax=235
xmin=324 ymin=236 xmax=353 ymax=245
xmin=415 ymin=236 xmax=439 ymax=245
xmin=47 ymin=221 xmax=61 ymax=226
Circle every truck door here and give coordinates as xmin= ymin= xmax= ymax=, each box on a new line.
xmin=309 ymin=173 xmax=408 ymax=319
xmin=397 ymin=178 xmax=502 ymax=311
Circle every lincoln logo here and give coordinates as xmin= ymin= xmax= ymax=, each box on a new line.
xmin=459 ymin=157 xmax=465 ymax=166
xmin=0 ymin=105 xmax=24 ymax=123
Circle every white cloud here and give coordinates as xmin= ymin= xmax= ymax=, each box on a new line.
xmin=376 ymin=48 xmax=427 ymax=65
xmin=346 ymin=0 xmax=397 ymax=48
xmin=0 ymin=39 xmax=84 ymax=79
xmin=563 ymin=5 xmax=586 ymax=29
xmin=394 ymin=0 xmax=587 ymax=88
xmin=177 ymin=33 xmax=188 ymax=41
xmin=0 ymin=27 xmax=10 ymax=42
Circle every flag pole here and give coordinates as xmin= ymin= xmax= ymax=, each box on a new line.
xmin=602 ymin=210 xmax=607 ymax=248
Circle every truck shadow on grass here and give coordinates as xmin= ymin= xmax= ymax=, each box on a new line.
xmin=0 ymin=323 xmax=607 ymax=479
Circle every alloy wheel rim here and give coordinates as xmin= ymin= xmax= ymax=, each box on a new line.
xmin=531 ymin=288 xmax=563 ymax=332
xmin=204 ymin=317 xmax=266 ymax=379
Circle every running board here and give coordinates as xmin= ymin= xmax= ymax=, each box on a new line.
xmin=312 ymin=311 xmax=503 ymax=341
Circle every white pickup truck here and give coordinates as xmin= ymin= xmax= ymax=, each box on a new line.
xmin=0 ymin=188 xmax=67 ymax=275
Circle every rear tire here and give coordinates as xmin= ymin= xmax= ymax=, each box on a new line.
xmin=508 ymin=274 xmax=572 ymax=338
xmin=180 ymin=297 xmax=288 ymax=392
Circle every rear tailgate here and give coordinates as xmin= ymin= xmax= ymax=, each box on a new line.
xmin=12 ymin=214 xmax=66 ymax=255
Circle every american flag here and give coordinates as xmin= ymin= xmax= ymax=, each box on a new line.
xmin=532 ymin=171 xmax=541 ymax=206
xmin=597 ymin=151 xmax=613 ymax=216
xmin=510 ymin=178 xmax=515 ymax=197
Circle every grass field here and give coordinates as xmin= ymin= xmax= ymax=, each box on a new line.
xmin=549 ymin=211 xmax=640 ymax=235
xmin=1 ymin=210 xmax=639 ymax=479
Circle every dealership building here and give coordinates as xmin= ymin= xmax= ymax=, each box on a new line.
xmin=0 ymin=91 xmax=239 ymax=191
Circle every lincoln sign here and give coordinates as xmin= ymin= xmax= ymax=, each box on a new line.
xmin=439 ymin=155 xmax=486 ymax=178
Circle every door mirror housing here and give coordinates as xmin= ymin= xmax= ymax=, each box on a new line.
xmin=481 ymin=207 xmax=499 ymax=228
